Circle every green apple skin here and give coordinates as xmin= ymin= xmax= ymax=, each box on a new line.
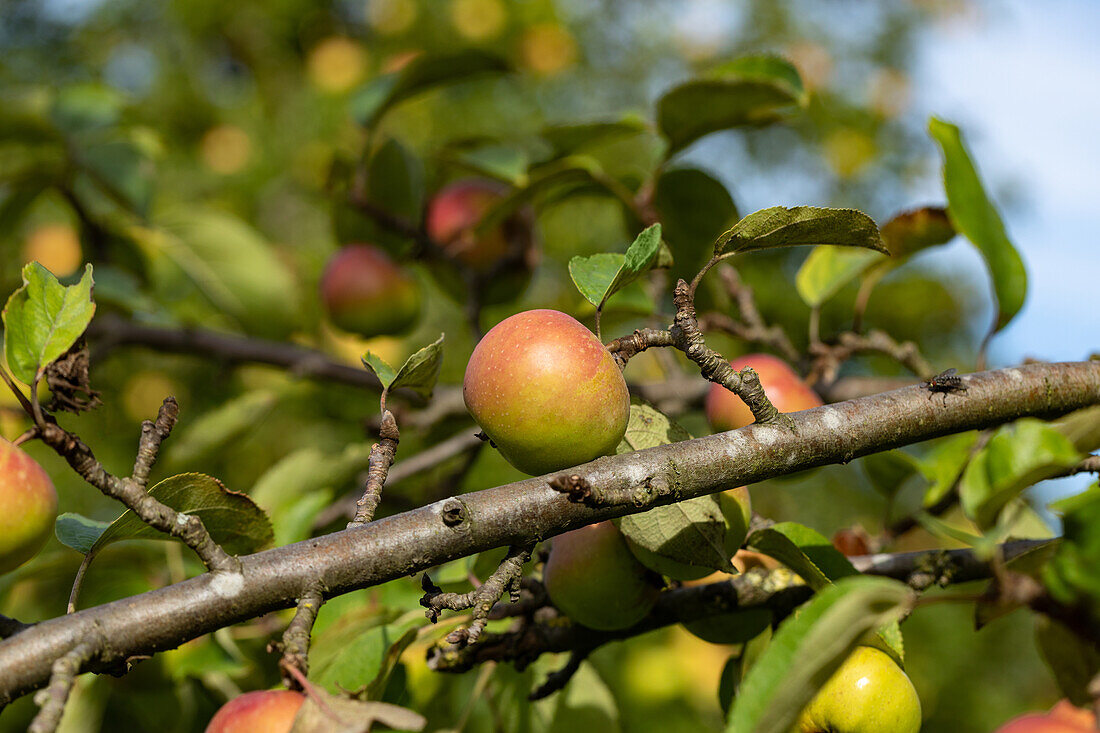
xmin=543 ymin=521 xmax=659 ymax=631
xmin=426 ymin=178 xmax=535 ymax=304
xmin=204 ymin=690 xmax=304 ymax=733
xmin=705 ymin=354 xmax=822 ymax=433
xmin=0 ymin=438 xmax=58 ymax=574
xmin=319 ymin=244 xmax=421 ymax=338
xmin=625 ymin=486 xmax=753 ymax=581
xmin=994 ymin=699 xmax=1097 ymax=732
xmin=463 ymin=309 xmax=629 ymax=475
xmin=797 ymin=646 xmax=921 ymax=733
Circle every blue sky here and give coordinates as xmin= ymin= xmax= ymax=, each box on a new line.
xmin=913 ymin=0 xmax=1100 ymax=365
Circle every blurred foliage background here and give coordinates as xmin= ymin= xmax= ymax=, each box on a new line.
xmin=0 ymin=0 xmax=1070 ymax=730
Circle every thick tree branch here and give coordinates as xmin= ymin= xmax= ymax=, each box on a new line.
xmin=0 ymin=361 xmax=1097 ymax=704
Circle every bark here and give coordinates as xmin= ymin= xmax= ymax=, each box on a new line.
xmin=0 ymin=361 xmax=1097 ymax=704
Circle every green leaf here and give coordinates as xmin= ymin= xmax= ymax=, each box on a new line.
xmin=542 ymin=117 xmax=650 ymax=158
xmin=91 ymin=473 xmax=273 ymax=556
xmin=929 ymin=118 xmax=1027 ymax=332
xmin=453 ymin=144 xmax=529 ymax=186
xmin=568 ymin=224 xmax=662 ymax=308
xmin=363 ymin=137 xmax=425 ymax=228
xmin=657 ymin=55 xmax=806 ymax=155
xmin=350 ymin=50 xmax=510 ymax=128
xmin=959 ymin=419 xmax=1082 ymax=529
xmin=726 ymin=576 xmax=914 ymax=733
xmin=251 ymin=444 xmax=376 ymax=546
xmin=311 ymin=617 xmax=417 ymax=694
xmin=364 ymin=627 xmax=418 ymax=701
xmin=1043 ymin=484 xmax=1100 ymax=629
xmin=387 ymin=334 xmax=445 ymax=398
xmin=79 ymin=138 xmax=155 ymax=216
xmin=747 ymin=523 xmax=858 ymax=591
xmin=1036 ymin=616 xmax=1100 ymax=707
xmin=880 ymin=207 xmax=955 ymax=258
xmin=918 ymin=432 xmax=979 ymax=508
xmin=169 ymin=388 xmax=286 ymax=466
xmin=861 ymin=450 xmax=922 ymax=500
xmin=652 ymin=167 xmax=739 ymax=284
xmin=619 ymin=495 xmax=739 ymax=577
xmin=616 ymin=403 xmax=739 ymax=577
xmin=135 ymin=209 xmax=302 ymax=338
xmin=2 ymin=263 xmax=95 ymax=384
xmin=795 ymin=246 xmax=885 ymax=307
xmin=54 ymin=513 xmax=110 ymax=555
xmin=616 ymin=401 xmax=692 ymax=453
xmin=50 ymin=83 xmax=125 ymax=133
xmin=714 ymin=206 xmax=887 ymax=259
xmin=361 ymin=353 xmax=398 ymax=391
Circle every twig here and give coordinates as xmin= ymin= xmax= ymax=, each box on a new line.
xmin=529 ymin=650 xmax=588 ymax=700
xmin=36 ymin=398 xmax=237 ymax=573
xmin=432 ymin=540 xmax=1052 ymax=680
xmin=421 ymin=544 xmax=534 ymax=647
xmin=275 ymin=583 xmax=326 ymax=690
xmin=347 ymin=410 xmax=400 ymax=527
xmin=670 ymin=279 xmax=785 ymax=426
xmin=28 ymin=639 xmax=99 ymax=733
xmin=605 ymin=329 xmax=675 ymax=370
xmin=317 ymin=430 xmax=485 ymax=526
xmin=700 ymin=265 xmax=800 ymax=363
xmin=808 ymin=329 xmax=934 ymax=386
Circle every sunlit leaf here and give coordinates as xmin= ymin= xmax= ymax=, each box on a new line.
xmin=714 ymin=207 xmax=886 ymax=259
xmin=568 ymin=224 xmax=662 ymax=308
xmin=2 ymin=263 xmax=95 ymax=384
xmin=929 ymin=118 xmax=1027 ymax=332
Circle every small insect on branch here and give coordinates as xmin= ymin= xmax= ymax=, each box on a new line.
xmin=922 ymin=368 xmax=968 ymax=407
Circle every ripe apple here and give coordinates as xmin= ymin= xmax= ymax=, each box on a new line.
xmin=543 ymin=521 xmax=660 ymax=631
xmin=319 ymin=244 xmax=421 ymax=338
xmin=994 ymin=699 xmax=1098 ymax=732
xmin=425 ymin=178 xmax=535 ymax=304
xmin=0 ymin=438 xmax=58 ymax=574
xmin=797 ymin=645 xmax=921 ymax=733
xmin=704 ymin=354 xmax=822 ymax=433
xmin=204 ymin=689 xmax=304 ymax=733
xmin=463 ymin=309 xmax=629 ymax=475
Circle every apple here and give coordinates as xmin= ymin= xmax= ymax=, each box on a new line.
xmin=463 ymin=309 xmax=629 ymax=475
xmin=543 ymin=521 xmax=660 ymax=631
xmin=797 ymin=645 xmax=921 ymax=733
xmin=994 ymin=699 xmax=1097 ymax=732
xmin=0 ymin=438 xmax=58 ymax=574
xmin=425 ymin=178 xmax=535 ymax=304
xmin=704 ymin=354 xmax=822 ymax=433
xmin=204 ymin=689 xmax=304 ymax=733
xmin=319 ymin=244 xmax=421 ymax=338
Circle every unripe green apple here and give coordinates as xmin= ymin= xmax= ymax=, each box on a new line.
xmin=319 ymin=244 xmax=421 ymax=338
xmin=463 ymin=309 xmax=629 ymax=475
xmin=204 ymin=689 xmax=304 ymax=733
xmin=426 ymin=178 xmax=535 ymax=304
xmin=796 ymin=645 xmax=921 ymax=733
xmin=0 ymin=438 xmax=58 ymax=575
xmin=705 ymin=354 xmax=822 ymax=433
xmin=995 ymin=699 xmax=1097 ymax=732
xmin=543 ymin=521 xmax=660 ymax=631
